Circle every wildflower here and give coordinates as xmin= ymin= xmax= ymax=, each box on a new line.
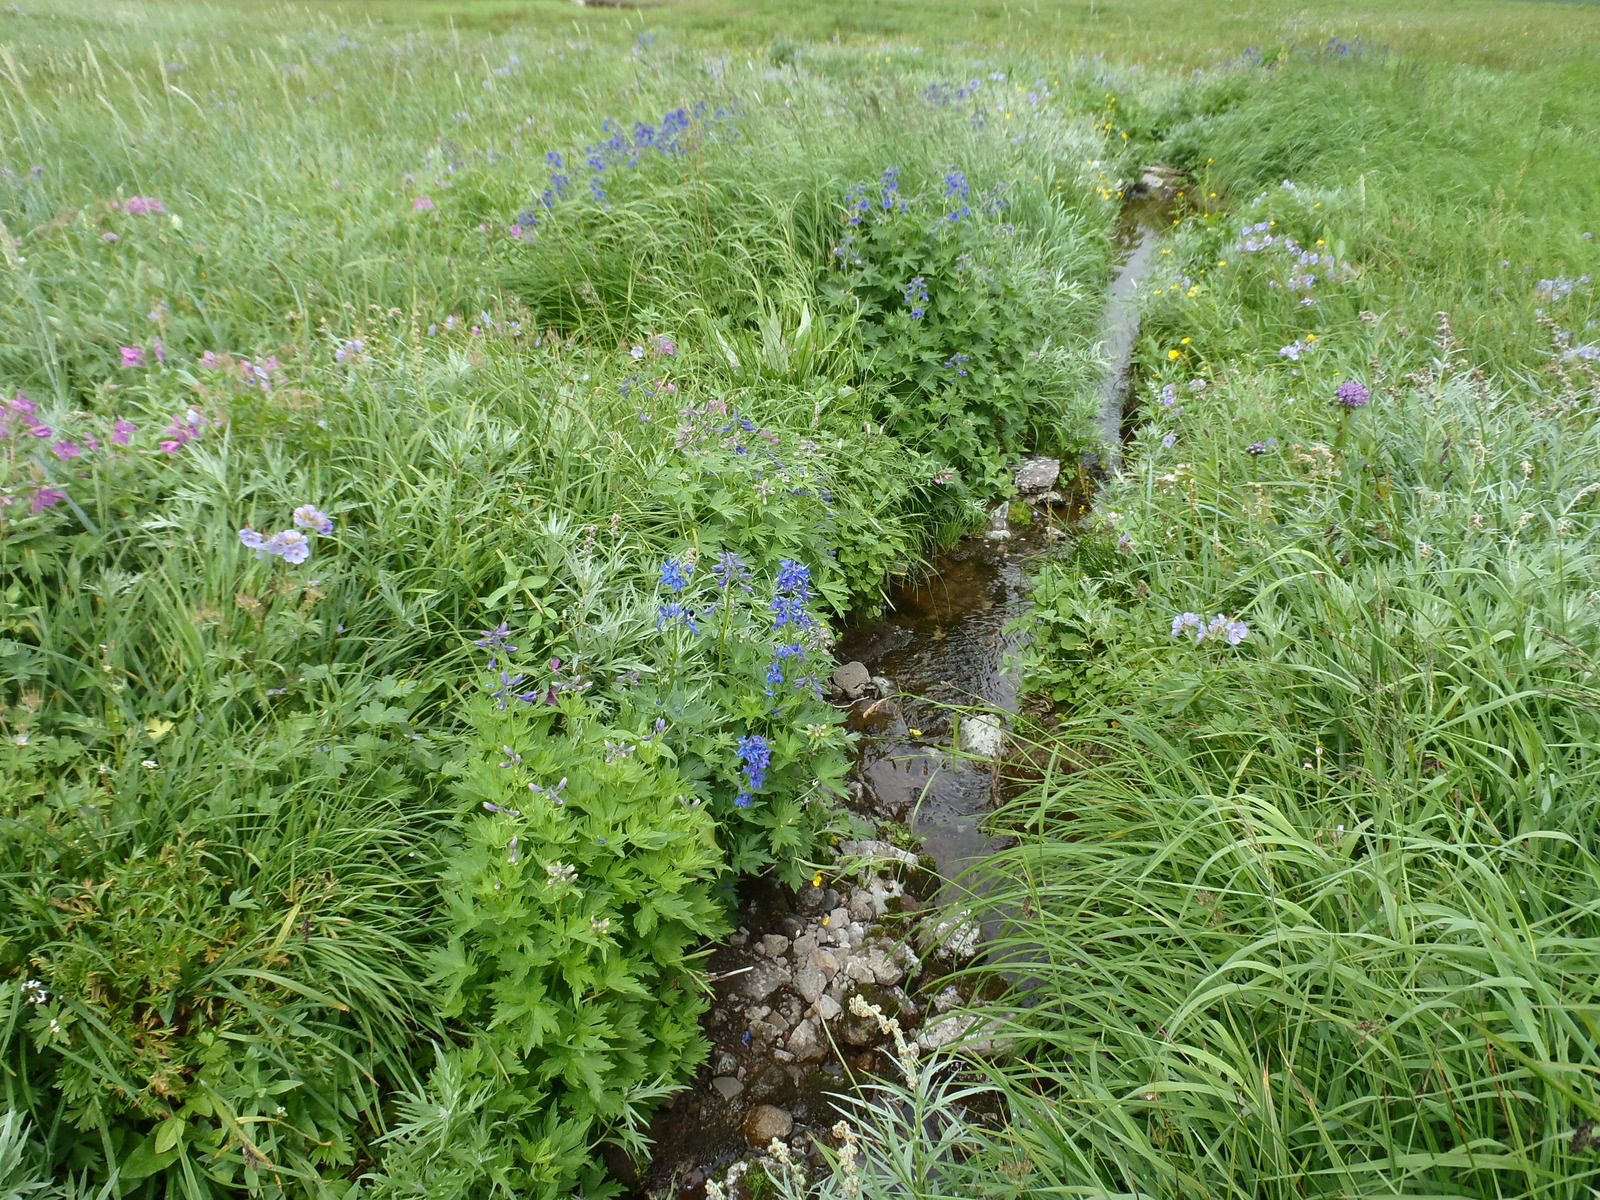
xmin=1160 ymin=383 xmax=1179 ymax=407
xmin=1246 ymin=440 xmax=1270 ymax=455
xmin=1171 ymin=612 xmax=1202 ymax=638
xmin=1168 ymin=349 xmax=1180 ymax=360
xmin=111 ymin=417 xmax=137 ymax=444
xmin=239 ymin=528 xmax=266 ymax=553
xmin=546 ymin=860 xmax=578 ymax=885
xmin=902 ymin=276 xmax=929 ymax=318
xmin=264 ymin=529 xmax=311 ymax=564
xmin=1333 ymin=380 xmax=1370 ymax=408
xmin=590 ymin=915 xmax=612 ymax=934
xmin=21 ymin=979 xmax=47 ymax=1005
xmin=657 ymin=601 xmax=700 ymax=632
xmin=498 ymin=745 xmax=522 ymax=767
xmin=1161 ymin=432 xmax=1177 ymax=449
xmin=528 ymin=776 xmax=567 ymax=805
xmin=474 ymin=622 xmax=518 ymax=654
xmin=412 ymin=195 xmax=435 ymax=211
xmin=654 ymin=334 xmax=677 ymax=356
xmin=50 ymin=440 xmax=83 ymax=460
xmin=292 ymin=504 xmax=334 ymax=535
xmin=659 ymin=556 xmax=692 ymax=592
xmin=120 ymin=346 xmax=145 ymax=367
xmin=630 ymin=344 xmax=646 ymax=360
xmin=775 ymin=559 xmax=811 ymax=597
xmin=101 ymin=231 xmax=119 ymax=242
xmin=121 ymin=196 xmax=165 ymax=215
xmin=712 ymin=551 xmax=752 ymax=591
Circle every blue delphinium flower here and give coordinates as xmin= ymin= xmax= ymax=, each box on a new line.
xmin=712 ymin=551 xmax=752 ymax=591
xmin=657 ymin=601 xmax=700 ymax=633
xmin=659 ymin=556 xmax=692 ymax=592
xmin=734 ymin=733 xmax=773 ymax=806
xmin=880 ymin=166 xmax=902 ymax=210
xmin=774 ymin=559 xmax=811 ymax=598
xmin=943 ymin=168 xmax=971 ymax=221
xmin=903 ymin=276 xmax=929 ymax=319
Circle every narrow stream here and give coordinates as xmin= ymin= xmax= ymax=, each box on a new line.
xmin=627 ymin=192 xmax=1172 ymax=1200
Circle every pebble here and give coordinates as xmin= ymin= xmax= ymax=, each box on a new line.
xmin=712 ymin=1076 xmax=744 ymax=1101
xmin=794 ymin=966 xmax=826 ymax=1004
xmin=815 ymin=994 xmax=842 ymax=1022
xmin=761 ymin=934 xmax=790 ymax=958
xmin=743 ymin=1105 xmax=794 ymax=1146
xmin=741 ymin=960 xmax=789 ymax=1003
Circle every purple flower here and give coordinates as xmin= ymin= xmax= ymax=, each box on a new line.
xmin=1171 ymin=612 xmax=1202 ymax=638
xmin=734 ymin=733 xmax=773 ymax=805
xmin=774 ymin=559 xmax=812 ymax=597
xmin=654 ymin=335 xmax=677 ymax=356
xmin=239 ymin=528 xmax=265 ymax=553
xmin=1161 ymin=432 xmax=1177 ymax=449
xmin=264 ymin=529 xmax=311 ymax=564
xmin=120 ymin=196 xmax=165 ymax=215
xmin=30 ymin=486 xmax=65 ymax=513
xmin=292 ymin=504 xmax=334 ymax=535
xmin=712 ymin=551 xmax=752 ymax=591
xmin=657 ymin=601 xmax=700 ymax=633
xmin=412 ymin=195 xmax=435 ymax=211
xmin=120 ymin=346 xmax=145 ymax=367
xmin=101 ymin=231 xmax=119 ymax=242
xmin=50 ymin=440 xmax=83 ymax=460
xmin=1333 ymin=380 xmax=1370 ymax=408
xmin=111 ymin=418 xmax=137 ymax=444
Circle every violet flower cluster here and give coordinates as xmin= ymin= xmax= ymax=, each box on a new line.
xmin=1171 ymin=612 xmax=1251 ymax=645
xmin=239 ymin=504 xmax=334 ymax=565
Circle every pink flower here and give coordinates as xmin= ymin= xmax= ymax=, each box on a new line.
xmin=7 ymin=392 xmax=35 ymax=416
xmin=31 ymin=486 xmax=65 ymax=513
xmin=50 ymin=440 xmax=82 ymax=460
xmin=153 ymin=337 xmax=165 ymax=364
xmin=199 ymin=350 xmax=223 ymax=368
xmin=121 ymin=196 xmax=165 ymax=215
xmin=111 ymin=418 xmax=138 ymax=444
xmin=101 ymin=231 xmax=119 ymax=242
xmin=412 ymin=195 xmax=435 ymax=212
xmin=120 ymin=346 xmax=145 ymax=367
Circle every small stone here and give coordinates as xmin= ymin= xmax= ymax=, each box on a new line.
xmin=712 ymin=1076 xmax=744 ymax=1101
xmin=792 ymin=933 xmax=818 ymax=960
xmin=870 ymin=675 xmax=895 ymax=699
xmin=715 ymin=1051 xmax=738 ymax=1075
xmin=932 ymin=985 xmax=961 ymax=1013
xmin=958 ymin=713 xmax=1004 ymax=758
xmin=988 ymin=501 xmax=1010 ymax=532
xmin=761 ymin=934 xmax=790 ymax=959
xmin=815 ymin=994 xmax=842 ymax=1022
xmin=845 ymin=958 xmax=875 ymax=984
xmin=827 ymin=906 xmax=850 ymax=931
xmin=787 ymin=1017 xmax=825 ymax=1063
xmin=740 ymin=960 xmax=790 ymax=1003
xmin=867 ymin=946 xmax=903 ymax=987
xmin=1028 ymin=490 xmax=1064 ymax=506
xmin=983 ymin=529 xmax=1011 ymax=542
xmin=916 ymin=1012 xmax=977 ymax=1053
xmin=831 ymin=661 xmax=871 ymax=700
xmin=778 ymin=914 xmax=807 ymax=939
xmin=743 ymin=1104 xmax=794 ymax=1146
xmin=773 ymin=1048 xmax=795 ymax=1064
xmin=793 ymin=967 xmax=826 ymax=1004
xmin=1013 ymin=456 xmax=1061 ymax=493
xmin=809 ymin=948 xmax=839 ymax=978
xmin=917 ymin=910 xmax=982 ymax=962
xmin=847 ymin=891 xmax=874 ymax=923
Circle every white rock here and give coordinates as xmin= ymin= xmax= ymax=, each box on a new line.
xmin=958 ymin=713 xmax=1004 ymax=758
xmin=793 ymin=966 xmax=827 ymax=1004
xmin=815 ymin=994 xmax=842 ymax=1022
xmin=809 ymin=948 xmax=839 ymax=979
xmin=787 ymin=1016 xmax=826 ymax=1063
xmin=712 ymin=1075 xmax=744 ymax=1100
xmin=1013 ymin=456 xmax=1061 ymax=493
xmin=761 ymin=934 xmax=790 ymax=958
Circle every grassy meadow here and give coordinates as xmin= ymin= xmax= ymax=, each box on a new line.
xmin=1 ymin=0 xmax=1599 ymax=1197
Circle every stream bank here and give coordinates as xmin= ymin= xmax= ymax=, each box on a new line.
xmin=625 ymin=182 xmax=1178 ymax=1200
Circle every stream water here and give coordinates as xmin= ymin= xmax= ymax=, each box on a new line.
xmin=626 ymin=194 xmax=1171 ymax=1199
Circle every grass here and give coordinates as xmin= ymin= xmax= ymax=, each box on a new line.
xmin=2 ymin=0 xmax=1599 ymax=1196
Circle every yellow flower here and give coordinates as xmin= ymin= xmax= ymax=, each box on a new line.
xmin=812 ymin=871 xmax=823 ymax=887
xmin=908 ymin=728 xmax=922 ymax=737
xmin=1217 ymin=260 xmax=1228 ymax=266
xmin=1181 ymin=337 xmax=1192 ymax=344
xmin=1168 ymin=349 xmax=1181 ymax=359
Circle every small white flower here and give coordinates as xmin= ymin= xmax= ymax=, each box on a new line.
xmin=21 ymin=979 xmax=48 ymax=1004
xmin=141 ymin=759 xmax=159 ymax=769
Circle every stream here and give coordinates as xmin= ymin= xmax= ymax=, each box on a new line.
xmin=625 ymin=189 xmax=1173 ymax=1199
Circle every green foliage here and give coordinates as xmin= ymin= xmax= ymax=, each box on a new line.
xmin=825 ymin=170 xmax=1098 ymax=492
xmin=369 ymin=697 xmax=726 ymax=1200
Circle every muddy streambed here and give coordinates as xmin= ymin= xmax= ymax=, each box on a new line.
xmin=624 ymin=188 xmax=1175 ymax=1199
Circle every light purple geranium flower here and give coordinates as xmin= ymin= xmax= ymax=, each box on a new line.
xmin=292 ymin=504 xmax=334 ymax=535
xmin=264 ymin=530 xmax=311 ymax=564
xmin=120 ymin=346 xmax=145 ymax=367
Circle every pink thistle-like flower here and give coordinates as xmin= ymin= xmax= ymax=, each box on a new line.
xmin=120 ymin=197 xmax=166 ymax=215
xmin=412 ymin=195 xmax=435 ymax=212
xmin=101 ymin=231 xmax=119 ymax=242
xmin=120 ymin=346 xmax=145 ymax=367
